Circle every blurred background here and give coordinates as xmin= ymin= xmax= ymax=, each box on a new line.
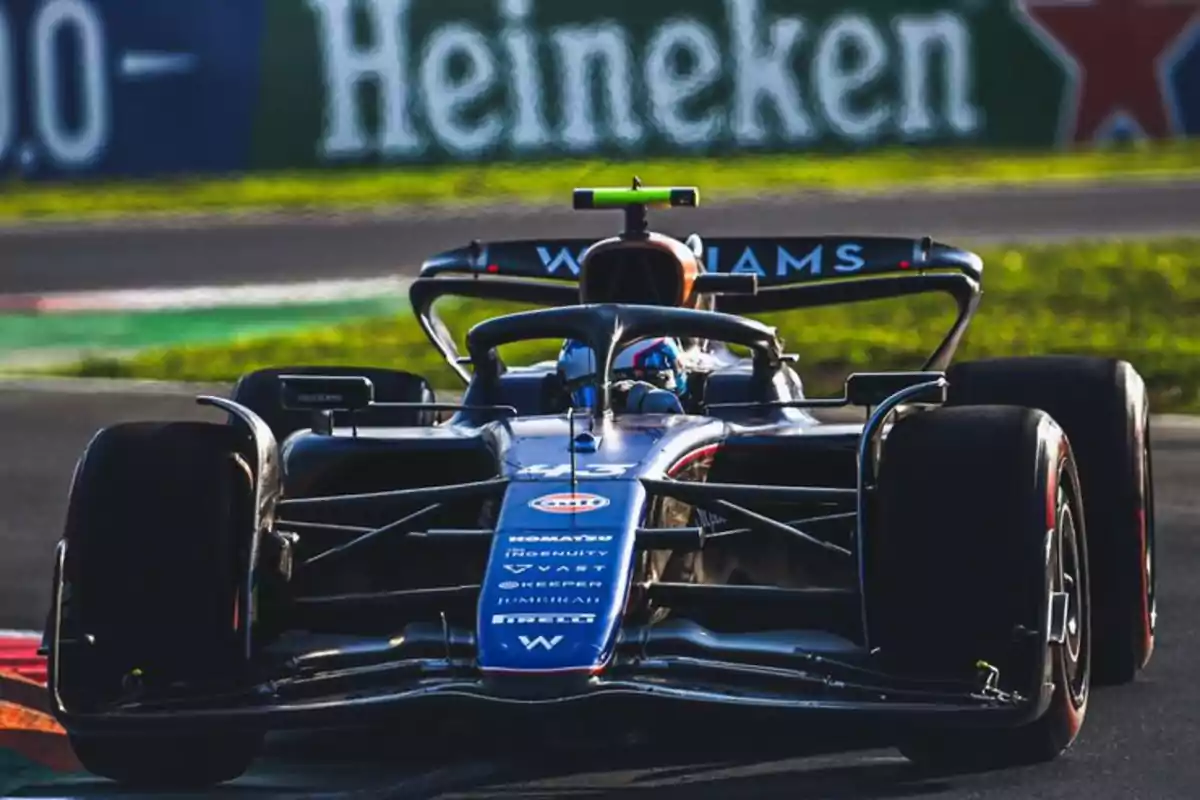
xmin=1 ymin=1 xmax=1200 ymax=795
xmin=0 ymin=0 xmax=1197 ymax=406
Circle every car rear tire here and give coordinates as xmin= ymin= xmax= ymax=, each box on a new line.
xmin=54 ymin=421 xmax=262 ymax=787
xmin=946 ymin=356 xmax=1155 ymax=685
xmin=870 ymin=406 xmax=1090 ymax=769
xmin=229 ymin=365 xmax=437 ymax=442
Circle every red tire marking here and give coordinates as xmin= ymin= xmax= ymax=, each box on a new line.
xmin=666 ymin=443 xmax=721 ymax=477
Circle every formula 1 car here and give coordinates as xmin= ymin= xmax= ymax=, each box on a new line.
xmin=42 ymin=184 xmax=1156 ymax=787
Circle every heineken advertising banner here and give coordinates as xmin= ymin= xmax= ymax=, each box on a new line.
xmin=0 ymin=0 xmax=1198 ymax=178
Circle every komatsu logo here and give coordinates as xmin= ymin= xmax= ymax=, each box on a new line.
xmin=508 ymin=534 xmax=614 ymax=543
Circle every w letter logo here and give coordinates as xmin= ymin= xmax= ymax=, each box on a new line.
xmin=536 ymin=246 xmax=582 ymax=276
xmin=519 ymin=635 xmax=563 ymax=651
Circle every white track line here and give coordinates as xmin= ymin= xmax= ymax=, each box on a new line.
xmin=0 ymin=276 xmax=413 ymax=314
xmin=0 ymin=629 xmax=40 ymax=640
xmin=0 ymin=377 xmax=231 ymax=396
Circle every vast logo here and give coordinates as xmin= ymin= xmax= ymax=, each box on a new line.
xmin=503 ymin=564 xmax=607 ymax=574
xmin=519 ymin=635 xmax=564 ymax=651
xmin=529 ymin=492 xmax=610 ymax=514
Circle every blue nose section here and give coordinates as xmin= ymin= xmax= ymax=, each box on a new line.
xmin=476 ymin=480 xmax=643 ymax=673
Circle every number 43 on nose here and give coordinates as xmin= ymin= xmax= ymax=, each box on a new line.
xmin=516 ymin=463 xmax=636 ymax=479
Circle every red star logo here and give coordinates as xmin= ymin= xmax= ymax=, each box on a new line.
xmin=1019 ymin=0 xmax=1200 ymax=142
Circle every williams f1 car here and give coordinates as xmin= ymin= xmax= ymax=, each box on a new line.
xmin=42 ymin=184 xmax=1157 ymax=787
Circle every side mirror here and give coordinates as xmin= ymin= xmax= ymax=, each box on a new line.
xmin=279 ymin=374 xmax=375 ymax=412
xmin=845 ymin=372 xmax=947 ymax=407
xmin=694 ymin=273 xmax=759 ymax=295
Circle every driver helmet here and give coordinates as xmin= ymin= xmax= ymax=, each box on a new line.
xmin=558 ymin=337 xmax=688 ymax=409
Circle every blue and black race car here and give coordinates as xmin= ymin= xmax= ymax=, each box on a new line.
xmin=42 ymin=184 xmax=1157 ymax=787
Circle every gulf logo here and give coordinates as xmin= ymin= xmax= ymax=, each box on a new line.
xmin=529 ymin=492 xmax=610 ymax=514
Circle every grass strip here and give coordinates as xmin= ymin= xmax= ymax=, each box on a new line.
xmin=0 ymin=298 xmax=409 ymax=354
xmin=2 ymin=142 xmax=1199 ymax=222
xmin=47 ymin=237 xmax=1200 ymax=413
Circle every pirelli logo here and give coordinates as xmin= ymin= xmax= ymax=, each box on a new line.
xmin=491 ymin=613 xmax=596 ymax=625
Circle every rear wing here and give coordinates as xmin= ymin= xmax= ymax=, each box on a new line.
xmin=418 ymin=235 xmax=980 ymax=286
xmin=410 ymin=235 xmax=983 ymax=384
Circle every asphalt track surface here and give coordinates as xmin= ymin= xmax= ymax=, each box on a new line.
xmin=3 ymin=377 xmax=1200 ymax=799
xmin=4 ymin=180 xmax=1200 ymax=294
xmin=3 ymin=182 xmax=1200 ymax=797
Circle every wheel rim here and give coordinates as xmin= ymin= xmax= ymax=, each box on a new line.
xmin=1058 ymin=481 xmax=1089 ymax=706
xmin=1143 ymin=412 xmax=1157 ymax=637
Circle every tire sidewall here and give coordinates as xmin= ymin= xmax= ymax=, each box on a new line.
xmin=947 ymin=357 xmax=1154 ymax=682
xmin=1132 ymin=398 xmax=1156 ymax=665
xmin=1046 ymin=436 xmax=1090 ymax=744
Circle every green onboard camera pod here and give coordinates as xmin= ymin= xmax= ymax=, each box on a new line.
xmin=572 ymin=186 xmax=700 ymax=210
xmin=572 ymin=181 xmax=699 ymax=234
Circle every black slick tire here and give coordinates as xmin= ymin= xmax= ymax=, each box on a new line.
xmin=870 ymin=406 xmax=1090 ymax=769
xmin=229 ymin=365 xmax=436 ymax=442
xmin=947 ymin=356 xmax=1155 ymax=685
xmin=54 ymin=421 xmax=262 ymax=787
